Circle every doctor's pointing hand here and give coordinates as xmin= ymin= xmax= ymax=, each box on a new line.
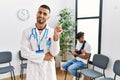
xmin=54 ymin=24 xmax=63 ymax=41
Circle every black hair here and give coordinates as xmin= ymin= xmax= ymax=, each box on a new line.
xmin=76 ymin=32 xmax=84 ymax=39
xmin=40 ymin=5 xmax=51 ymax=13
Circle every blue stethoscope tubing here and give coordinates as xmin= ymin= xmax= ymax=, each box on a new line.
xmin=29 ymin=28 xmax=48 ymax=50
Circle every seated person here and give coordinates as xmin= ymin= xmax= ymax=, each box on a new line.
xmin=62 ymin=32 xmax=91 ymax=79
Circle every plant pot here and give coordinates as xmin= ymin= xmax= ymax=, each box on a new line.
xmin=61 ymin=52 xmax=67 ymax=62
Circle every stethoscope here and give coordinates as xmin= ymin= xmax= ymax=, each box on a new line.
xmin=29 ymin=28 xmax=48 ymax=50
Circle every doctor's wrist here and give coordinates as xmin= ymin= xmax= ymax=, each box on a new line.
xmin=53 ymin=34 xmax=59 ymax=41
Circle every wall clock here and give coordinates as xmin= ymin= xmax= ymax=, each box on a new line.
xmin=17 ymin=9 xmax=30 ymax=21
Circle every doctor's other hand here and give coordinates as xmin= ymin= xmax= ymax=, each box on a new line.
xmin=54 ymin=24 xmax=63 ymax=41
xmin=44 ymin=52 xmax=54 ymax=61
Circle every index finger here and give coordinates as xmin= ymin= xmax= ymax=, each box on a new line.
xmin=57 ymin=24 xmax=62 ymax=28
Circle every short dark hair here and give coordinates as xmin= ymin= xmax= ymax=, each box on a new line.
xmin=40 ymin=5 xmax=51 ymax=13
xmin=76 ymin=32 xmax=84 ymax=39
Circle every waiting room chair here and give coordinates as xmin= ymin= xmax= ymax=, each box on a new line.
xmin=0 ymin=51 xmax=16 ymax=80
xmin=99 ymin=60 xmax=120 ymax=80
xmin=18 ymin=50 xmax=27 ymax=80
xmin=64 ymin=54 xmax=91 ymax=80
xmin=80 ymin=54 xmax=109 ymax=80
xmin=76 ymin=54 xmax=91 ymax=80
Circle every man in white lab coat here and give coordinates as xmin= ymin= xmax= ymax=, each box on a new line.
xmin=21 ymin=5 xmax=62 ymax=80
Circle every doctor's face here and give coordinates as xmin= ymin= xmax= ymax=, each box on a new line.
xmin=36 ymin=7 xmax=50 ymax=24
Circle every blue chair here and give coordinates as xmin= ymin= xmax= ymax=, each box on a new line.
xmin=80 ymin=54 xmax=109 ymax=80
xmin=0 ymin=51 xmax=16 ymax=80
xmin=99 ymin=60 xmax=120 ymax=80
xmin=76 ymin=54 xmax=91 ymax=80
xmin=18 ymin=50 xmax=27 ymax=80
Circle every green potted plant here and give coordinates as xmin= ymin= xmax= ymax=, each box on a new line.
xmin=58 ymin=8 xmax=75 ymax=62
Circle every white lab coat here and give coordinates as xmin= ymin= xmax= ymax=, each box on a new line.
xmin=21 ymin=25 xmax=60 ymax=80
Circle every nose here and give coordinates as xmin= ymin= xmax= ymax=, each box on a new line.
xmin=38 ymin=13 xmax=43 ymax=18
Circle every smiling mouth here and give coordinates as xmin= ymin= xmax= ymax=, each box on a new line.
xmin=37 ymin=17 xmax=42 ymax=19
xmin=37 ymin=17 xmax=44 ymax=21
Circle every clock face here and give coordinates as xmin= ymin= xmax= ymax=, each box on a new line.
xmin=17 ymin=9 xmax=30 ymax=21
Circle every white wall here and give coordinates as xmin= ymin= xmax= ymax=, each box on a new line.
xmin=0 ymin=0 xmax=75 ymax=79
xmin=101 ymin=0 xmax=120 ymax=79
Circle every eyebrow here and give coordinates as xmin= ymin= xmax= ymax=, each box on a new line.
xmin=39 ymin=11 xmax=48 ymax=14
